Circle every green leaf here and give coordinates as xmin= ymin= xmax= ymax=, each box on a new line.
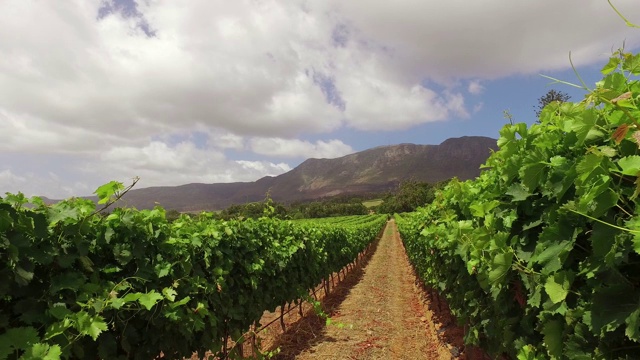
xmin=154 ymin=262 xmax=172 ymax=278
xmin=623 ymin=53 xmax=640 ymax=75
xmin=29 ymin=196 xmax=45 ymax=207
xmin=49 ymin=273 xmax=86 ymax=294
xmin=590 ymin=221 xmax=619 ymax=259
xmin=516 ymin=345 xmax=542 ymax=360
xmin=535 ymin=223 xmax=575 ymax=274
xmin=488 ymin=252 xmax=512 ymax=284
xmin=618 ymin=155 xmax=640 ymax=176
xmin=162 ymin=287 xmax=177 ymax=301
xmin=104 ymin=227 xmax=115 ymax=243
xmin=15 ymin=266 xmax=34 ymax=286
xmin=602 ymin=56 xmax=620 ymax=74
xmin=75 ymin=311 xmax=107 ymax=341
xmin=170 ymin=296 xmax=191 ymax=309
xmin=469 ymin=200 xmax=500 ymax=217
xmin=0 ymin=207 xmax=13 ymax=232
xmin=94 ymin=181 xmax=124 ymax=205
xmin=48 ymin=303 xmax=72 ymax=320
xmin=576 ymin=154 xmax=603 ymax=183
xmin=4 ymin=193 xmax=28 ymax=207
xmin=21 ymin=343 xmax=62 ymax=360
xmin=138 ymin=291 xmax=164 ymax=310
xmin=521 ymin=160 xmax=546 ymax=191
xmin=570 ymin=108 xmax=599 ymax=145
xmin=549 ymin=156 xmax=567 ymax=167
xmin=626 ymin=216 xmax=640 ymax=254
xmin=110 ymin=298 xmax=126 ymax=310
xmin=0 ymin=327 xmax=40 ymax=359
xmin=47 ymin=204 xmax=79 ymax=226
xmin=564 ymin=323 xmax=592 ymax=360
xmin=542 ymin=319 xmax=563 ymax=358
xmin=44 ymin=318 xmax=72 ymax=340
xmin=534 ymin=240 xmax=572 ymax=274
xmin=592 ymin=285 xmax=639 ymax=334
xmin=506 ymin=183 xmax=532 ymax=201
xmin=544 ymin=271 xmax=572 ymax=304
xmin=597 ymin=145 xmax=617 ymax=157
xmin=591 ymin=189 xmax=619 ymax=218
xmin=113 ymin=244 xmax=133 ymax=265
xmin=625 ymin=309 xmax=640 ymax=341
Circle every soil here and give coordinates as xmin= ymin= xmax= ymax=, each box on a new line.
xmin=250 ymin=220 xmax=487 ymax=360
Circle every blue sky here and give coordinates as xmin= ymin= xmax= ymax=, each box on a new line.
xmin=0 ymin=0 xmax=639 ymax=198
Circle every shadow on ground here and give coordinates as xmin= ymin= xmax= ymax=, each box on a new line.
xmin=267 ymin=235 xmax=382 ymax=360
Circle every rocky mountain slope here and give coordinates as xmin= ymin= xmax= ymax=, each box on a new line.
xmin=110 ymin=136 xmax=498 ymax=211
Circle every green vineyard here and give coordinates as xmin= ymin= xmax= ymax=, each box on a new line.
xmin=3 ymin=34 xmax=640 ymax=360
xmin=396 ymin=50 xmax=640 ymax=359
xmin=0 ymin=191 xmax=385 ymax=359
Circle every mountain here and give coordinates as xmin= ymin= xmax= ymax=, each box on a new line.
xmin=108 ymin=136 xmax=498 ymax=211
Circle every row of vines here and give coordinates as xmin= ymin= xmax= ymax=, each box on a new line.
xmin=397 ymin=50 xmax=640 ymax=359
xmin=0 ymin=189 xmax=385 ymax=359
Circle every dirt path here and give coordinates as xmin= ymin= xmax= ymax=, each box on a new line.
xmin=269 ymin=220 xmax=459 ymax=360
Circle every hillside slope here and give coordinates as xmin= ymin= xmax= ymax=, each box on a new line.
xmin=110 ymin=136 xmax=497 ymax=211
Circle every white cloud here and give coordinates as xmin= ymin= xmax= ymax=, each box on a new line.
xmin=93 ymin=141 xmax=291 ymax=187
xmin=0 ymin=169 xmax=90 ymax=199
xmin=208 ymin=132 xmax=245 ymax=150
xmin=444 ymin=91 xmax=469 ymax=119
xmin=236 ymin=160 xmax=291 ymax=174
xmin=250 ymin=138 xmax=354 ymax=159
xmin=330 ymin=0 xmax=640 ymax=80
xmin=0 ymin=169 xmax=26 ymax=191
xmin=0 ymin=139 xmax=294 ymax=199
xmin=2 ymin=0 xmax=637 ymax=145
xmin=468 ymin=81 xmax=485 ymax=95
xmin=1 ymin=0 xmax=639 ymax=196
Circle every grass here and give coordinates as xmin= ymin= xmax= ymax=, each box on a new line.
xmin=362 ymin=199 xmax=383 ymax=208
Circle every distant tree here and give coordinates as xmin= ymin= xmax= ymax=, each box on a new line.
xmin=534 ymin=89 xmax=571 ymax=118
xmin=287 ymin=195 xmax=369 ymax=219
xmin=165 ymin=209 xmax=182 ymax=222
xmin=377 ymin=179 xmax=436 ymax=214
xmin=219 ymin=197 xmax=288 ymax=220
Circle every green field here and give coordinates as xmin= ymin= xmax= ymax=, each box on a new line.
xmin=362 ymin=199 xmax=383 ymax=208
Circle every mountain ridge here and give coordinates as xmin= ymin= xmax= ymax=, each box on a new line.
xmin=61 ymin=136 xmax=499 ymax=211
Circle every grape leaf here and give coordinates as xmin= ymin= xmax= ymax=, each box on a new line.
xmin=506 ymin=183 xmax=532 ymax=201
xmin=626 ymin=308 xmax=640 ymax=341
xmin=75 ymin=311 xmax=108 ymax=341
xmin=488 ymin=253 xmax=512 ymax=284
xmin=592 ymin=285 xmax=639 ymax=334
xmin=162 ymin=287 xmax=177 ymax=301
xmin=542 ymin=319 xmax=563 ymax=358
xmin=47 ymin=204 xmax=79 ymax=226
xmin=154 ymin=262 xmax=172 ymax=278
xmin=0 ymin=327 xmax=40 ymax=359
xmin=44 ymin=318 xmax=72 ymax=340
xmin=544 ymin=271 xmax=572 ymax=304
xmin=21 ymin=343 xmax=62 ymax=360
xmin=94 ymin=181 xmax=124 ymax=205
xmin=602 ymin=56 xmax=620 ymax=75
xmin=138 ymin=291 xmax=164 ymax=310
xmin=618 ymin=155 xmax=640 ymax=176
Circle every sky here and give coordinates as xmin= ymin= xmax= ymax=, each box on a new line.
xmin=1 ymin=0 xmax=640 ymax=199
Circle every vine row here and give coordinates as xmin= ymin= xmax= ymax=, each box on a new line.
xmin=0 ymin=192 xmax=385 ymax=359
xmin=397 ymin=50 xmax=640 ymax=359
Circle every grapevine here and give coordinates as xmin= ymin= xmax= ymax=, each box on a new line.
xmin=396 ymin=50 xmax=640 ymax=359
xmin=0 ymin=188 xmax=385 ymax=359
